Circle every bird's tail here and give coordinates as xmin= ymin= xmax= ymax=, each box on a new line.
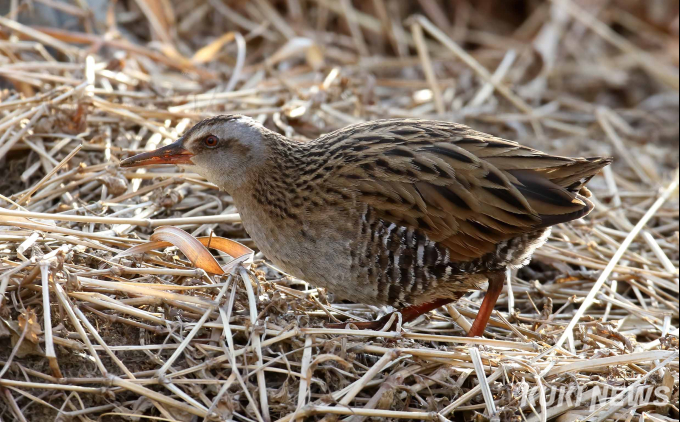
xmin=546 ymin=156 xmax=614 ymax=193
xmin=507 ymin=156 xmax=612 ymax=228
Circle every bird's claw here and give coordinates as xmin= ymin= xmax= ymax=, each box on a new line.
xmin=324 ymin=312 xmax=402 ymax=331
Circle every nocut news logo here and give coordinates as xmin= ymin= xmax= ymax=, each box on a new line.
xmin=518 ymin=384 xmax=672 ymax=409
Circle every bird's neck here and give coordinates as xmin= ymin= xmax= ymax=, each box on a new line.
xmin=233 ymin=131 xmax=309 ymax=221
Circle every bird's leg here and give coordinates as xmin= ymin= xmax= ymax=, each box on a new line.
xmin=397 ymin=297 xmax=459 ymax=323
xmin=326 ymin=297 xmax=459 ymax=331
xmin=467 ymin=272 xmax=505 ymax=337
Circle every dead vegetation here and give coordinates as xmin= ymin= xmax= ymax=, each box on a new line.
xmin=0 ymin=0 xmax=678 ymax=421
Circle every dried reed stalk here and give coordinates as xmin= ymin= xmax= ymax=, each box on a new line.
xmin=0 ymin=1 xmax=677 ymax=421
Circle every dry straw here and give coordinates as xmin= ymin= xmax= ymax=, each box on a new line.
xmin=0 ymin=1 xmax=678 ymax=421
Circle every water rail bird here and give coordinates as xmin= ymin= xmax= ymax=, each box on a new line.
xmin=121 ymin=115 xmax=611 ymax=336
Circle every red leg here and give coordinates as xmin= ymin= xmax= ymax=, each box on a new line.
xmin=399 ymin=297 xmax=458 ymax=323
xmin=467 ymin=272 xmax=505 ymax=337
xmin=326 ymin=297 xmax=460 ymax=330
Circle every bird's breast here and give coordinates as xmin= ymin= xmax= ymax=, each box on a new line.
xmin=234 ymin=194 xmax=357 ymax=290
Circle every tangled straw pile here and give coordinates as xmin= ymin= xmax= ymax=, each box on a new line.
xmin=0 ymin=1 xmax=678 ymax=421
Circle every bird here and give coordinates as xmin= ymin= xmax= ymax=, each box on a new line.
xmin=120 ymin=115 xmax=611 ymax=336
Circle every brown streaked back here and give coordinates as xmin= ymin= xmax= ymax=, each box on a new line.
xmin=313 ymin=119 xmax=611 ymax=261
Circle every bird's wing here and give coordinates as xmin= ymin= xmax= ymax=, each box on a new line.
xmin=327 ymin=120 xmax=610 ymax=261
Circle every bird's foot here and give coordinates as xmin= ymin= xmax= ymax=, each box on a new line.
xmin=325 ymin=298 xmax=459 ymax=331
xmin=325 ymin=312 xmax=402 ymax=331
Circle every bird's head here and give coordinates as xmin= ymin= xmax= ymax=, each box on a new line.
xmin=120 ymin=115 xmax=269 ymax=192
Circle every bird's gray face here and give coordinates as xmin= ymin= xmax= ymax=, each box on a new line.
xmin=120 ymin=115 xmax=266 ymax=193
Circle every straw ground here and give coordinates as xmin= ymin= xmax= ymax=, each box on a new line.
xmin=0 ymin=1 xmax=678 ymax=421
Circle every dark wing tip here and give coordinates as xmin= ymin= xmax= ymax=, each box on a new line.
xmin=535 ymin=194 xmax=595 ymax=228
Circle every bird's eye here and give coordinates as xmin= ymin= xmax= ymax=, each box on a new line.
xmin=204 ymin=135 xmax=219 ymax=148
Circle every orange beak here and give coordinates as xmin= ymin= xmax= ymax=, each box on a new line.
xmin=120 ymin=140 xmax=194 ymax=167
